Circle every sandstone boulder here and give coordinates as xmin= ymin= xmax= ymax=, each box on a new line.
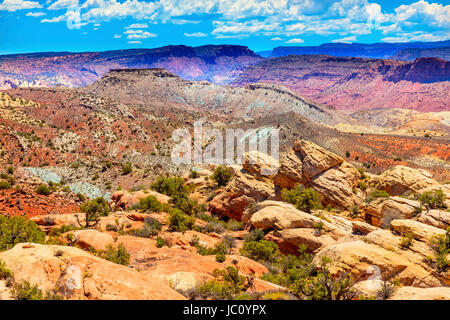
xmin=111 ymin=190 xmax=170 ymax=210
xmin=313 ymin=240 xmax=441 ymax=287
xmin=415 ymin=209 xmax=450 ymax=229
xmin=73 ymin=229 xmax=114 ymax=251
xmin=371 ymin=166 xmax=440 ymax=196
xmin=270 ymin=228 xmax=337 ymax=254
xmin=364 ymin=196 xmax=422 ymax=227
xmin=389 ymin=286 xmax=450 ymax=300
xmin=0 ymin=243 xmax=184 ymax=300
xmin=390 ymin=219 xmax=446 ymax=242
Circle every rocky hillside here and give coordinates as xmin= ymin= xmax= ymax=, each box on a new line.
xmin=81 ymin=68 xmax=354 ymax=126
xmin=0 ymin=140 xmax=449 ymax=300
xmin=0 ymin=45 xmax=263 ymax=89
xmin=232 ymin=55 xmax=450 ymax=112
xmin=393 ymin=47 xmax=450 ymax=61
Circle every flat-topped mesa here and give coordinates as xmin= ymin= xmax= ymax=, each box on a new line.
xmin=107 ymin=68 xmax=179 ymax=77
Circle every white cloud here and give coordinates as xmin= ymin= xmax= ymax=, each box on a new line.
xmin=0 ymin=0 xmax=42 ymax=11
xmin=47 ymin=0 xmax=78 ymax=10
xmin=184 ymin=32 xmax=207 ymax=37
xmin=125 ymin=23 xmax=148 ymax=29
xmin=331 ymin=35 xmax=357 ymax=43
xmin=271 ymin=37 xmax=282 ymax=41
xmin=286 ymin=38 xmax=304 ymax=44
xmin=41 ymin=14 xmax=66 ymax=23
xmin=29 ymin=0 xmax=450 ymax=43
xmin=127 ymin=31 xmax=157 ymax=39
xmin=113 ymin=34 xmax=121 ymax=38
xmin=26 ymin=11 xmax=46 ymax=16
xmin=128 ymin=40 xmax=142 ymax=44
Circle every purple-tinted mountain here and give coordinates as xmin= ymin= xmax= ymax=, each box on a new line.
xmin=264 ymin=40 xmax=450 ymax=59
xmin=0 ymin=45 xmax=263 ymax=89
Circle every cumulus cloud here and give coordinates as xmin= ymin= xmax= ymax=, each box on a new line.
xmin=113 ymin=34 xmax=121 ymax=38
xmin=127 ymin=31 xmax=157 ymax=39
xmin=128 ymin=40 xmax=142 ymax=44
xmin=47 ymin=0 xmax=78 ymax=10
xmin=32 ymin=0 xmax=450 ymax=43
xmin=271 ymin=37 xmax=282 ymax=40
xmin=125 ymin=23 xmax=148 ymax=29
xmin=0 ymin=0 xmax=42 ymax=11
xmin=184 ymin=32 xmax=207 ymax=37
xmin=331 ymin=35 xmax=357 ymax=43
xmin=26 ymin=11 xmax=46 ymax=16
xmin=286 ymin=38 xmax=304 ymax=44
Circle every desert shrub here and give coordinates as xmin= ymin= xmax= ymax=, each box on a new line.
xmin=313 ymin=221 xmax=324 ymax=231
xmin=419 ymin=189 xmax=446 ymax=210
xmin=36 ymin=184 xmax=50 ymax=196
xmin=365 ymin=189 xmax=390 ymax=203
xmin=194 ymin=266 xmax=254 ymax=300
xmin=0 ymin=260 xmax=12 ymax=279
xmin=170 ymin=195 xmax=203 ymax=216
xmin=400 ymin=232 xmax=414 ymax=249
xmin=430 ymin=227 xmax=450 ymax=272
xmin=0 ymin=215 xmax=45 ymax=251
xmin=129 ymin=217 xmax=162 ymax=238
xmin=48 ymin=224 xmax=80 ymax=237
xmin=121 ymin=163 xmax=132 ymax=175
xmin=216 ymin=251 xmax=226 ymax=263
xmin=240 ymin=240 xmax=281 ymax=263
xmin=212 ymin=166 xmax=233 ymax=187
xmin=243 ymin=229 xmax=265 ymax=243
xmin=357 ymin=168 xmax=367 ymax=180
xmin=205 ymin=221 xmax=226 ymax=234
xmin=282 ymin=184 xmax=323 ymax=213
xmin=6 ymin=166 xmax=14 ymax=174
xmin=98 ymin=243 xmax=130 ymax=266
xmin=13 ymin=280 xmax=43 ymax=300
xmin=138 ymin=195 xmax=163 ymax=212
xmin=0 ymin=180 xmax=11 ymax=190
xmin=189 ymin=170 xmax=199 ymax=179
xmin=263 ymin=246 xmax=355 ymax=300
xmin=151 ymin=176 xmax=189 ymax=198
xmin=169 ymin=209 xmax=195 ymax=232
xmin=156 ymin=236 xmax=165 ymax=248
xmin=350 ymin=205 xmax=360 ymax=217
xmin=79 ymin=197 xmax=110 ymax=228
xmin=377 ymin=278 xmax=400 ymax=300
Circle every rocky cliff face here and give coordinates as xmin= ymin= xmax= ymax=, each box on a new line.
xmin=232 ymin=55 xmax=450 ymax=112
xmin=0 ymin=45 xmax=263 ymax=88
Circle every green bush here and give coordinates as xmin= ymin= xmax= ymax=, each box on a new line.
xmin=170 ymin=195 xmax=203 ymax=216
xmin=13 ymin=280 xmax=43 ymax=300
xmin=138 ymin=195 xmax=163 ymax=212
xmin=400 ymin=232 xmax=414 ymax=249
xmin=151 ymin=176 xmax=189 ymax=198
xmin=212 ymin=166 xmax=233 ymax=187
xmin=0 ymin=260 xmax=12 ymax=279
xmin=189 ymin=170 xmax=199 ymax=179
xmin=216 ymin=251 xmax=226 ymax=263
xmin=121 ymin=163 xmax=133 ymax=175
xmin=282 ymin=184 xmax=323 ymax=213
xmin=36 ymin=184 xmax=50 ymax=196
xmin=80 ymin=197 xmax=110 ymax=228
xmin=129 ymin=217 xmax=162 ymax=238
xmin=195 ymin=266 xmax=254 ymax=300
xmin=430 ymin=227 xmax=449 ymax=272
xmin=419 ymin=189 xmax=446 ymax=210
xmin=0 ymin=180 xmax=11 ymax=190
xmin=6 ymin=166 xmax=14 ymax=175
xmin=365 ymin=189 xmax=390 ymax=203
xmin=0 ymin=215 xmax=45 ymax=251
xmin=156 ymin=236 xmax=165 ymax=248
xmin=169 ymin=209 xmax=195 ymax=232
xmin=98 ymin=243 xmax=130 ymax=266
xmin=261 ymin=246 xmax=355 ymax=300
xmin=243 ymin=229 xmax=265 ymax=243
xmin=240 ymin=240 xmax=281 ymax=263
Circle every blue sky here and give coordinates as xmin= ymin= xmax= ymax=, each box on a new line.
xmin=0 ymin=0 xmax=449 ymax=54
